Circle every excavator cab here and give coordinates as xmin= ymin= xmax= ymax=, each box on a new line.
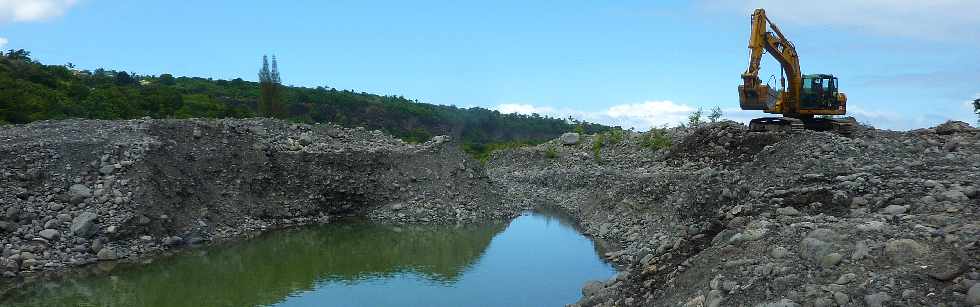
xmin=800 ymin=74 xmax=840 ymax=110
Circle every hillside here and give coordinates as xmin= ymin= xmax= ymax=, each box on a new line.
xmin=0 ymin=49 xmax=610 ymax=155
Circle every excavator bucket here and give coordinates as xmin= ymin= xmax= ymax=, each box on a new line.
xmin=738 ymin=84 xmax=774 ymax=111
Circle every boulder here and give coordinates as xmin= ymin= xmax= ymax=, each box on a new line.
xmin=298 ymin=133 xmax=313 ymax=146
xmin=967 ymin=283 xmax=980 ymax=305
xmin=99 ymin=164 xmax=115 ymax=176
xmin=884 ymin=239 xmax=926 ymax=263
xmin=560 ymin=133 xmax=580 ymax=145
xmin=38 ymin=229 xmax=60 ymax=240
xmin=96 ymin=247 xmax=117 ymax=260
xmin=582 ymin=280 xmax=605 ymax=297
xmin=70 ymin=212 xmax=99 ymax=238
xmin=68 ymin=184 xmax=92 ymax=204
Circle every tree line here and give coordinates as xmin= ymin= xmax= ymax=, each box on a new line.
xmin=0 ymin=49 xmax=611 ymax=155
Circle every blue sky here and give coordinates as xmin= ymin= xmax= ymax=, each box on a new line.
xmin=2 ymin=0 xmax=978 ymax=130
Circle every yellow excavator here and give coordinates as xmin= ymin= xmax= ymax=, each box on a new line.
xmin=738 ymin=8 xmax=854 ymax=134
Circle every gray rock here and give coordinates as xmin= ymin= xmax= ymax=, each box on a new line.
xmin=96 ymin=247 xmax=117 ymax=260
xmin=68 ymin=184 xmax=92 ymax=204
xmin=864 ymin=293 xmax=891 ymax=307
xmin=70 ymin=212 xmax=99 ymax=238
xmin=99 ymin=164 xmax=115 ymax=176
xmin=560 ymin=133 xmax=581 ymax=145
xmin=0 ymin=221 xmax=15 ymax=233
xmin=935 ymin=120 xmax=973 ymax=135
xmin=833 ymin=292 xmax=849 ymax=305
xmin=754 ymin=299 xmax=800 ymax=307
xmin=163 ymin=236 xmax=184 ymax=246
xmin=820 ymin=253 xmax=843 ymax=267
xmin=884 ymin=239 xmax=926 ymax=263
xmin=582 ymin=280 xmax=604 ymax=297
xmin=881 ymin=205 xmax=908 ymax=215
xmin=431 ymin=135 xmax=451 ymax=144
xmin=852 ymin=240 xmax=871 ymax=260
xmin=38 ymin=229 xmax=60 ymax=240
xmin=835 ymin=273 xmax=857 ymax=284
xmin=776 ymin=207 xmax=800 ymax=216
xmin=967 ymin=283 xmax=980 ymax=305
xmin=800 ymin=238 xmax=832 ymax=261
xmin=706 ymin=289 xmax=724 ymax=307
xmin=298 ymin=133 xmax=313 ymax=146
xmin=770 ymin=246 xmax=789 ymax=259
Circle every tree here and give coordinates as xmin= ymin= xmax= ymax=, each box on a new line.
xmin=258 ymin=55 xmax=284 ymax=118
xmin=708 ymin=106 xmax=723 ymax=123
xmin=687 ymin=107 xmax=703 ymax=127
xmin=974 ymin=98 xmax=979 ymax=125
xmin=115 ymin=71 xmax=135 ymax=86
xmin=159 ymin=73 xmax=176 ymax=86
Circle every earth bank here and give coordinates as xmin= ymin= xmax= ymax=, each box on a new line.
xmin=487 ymin=120 xmax=980 ymax=306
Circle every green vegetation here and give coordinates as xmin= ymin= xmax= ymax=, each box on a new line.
xmin=605 ymin=128 xmax=625 ymax=144
xmin=687 ymin=107 xmax=704 ymax=127
xmin=708 ymin=106 xmax=723 ymax=123
xmin=592 ymin=133 xmax=605 ymax=162
xmin=0 ymin=49 xmax=611 ymax=157
xmin=545 ymin=143 xmax=558 ymax=159
xmin=640 ymin=128 xmax=671 ymax=150
xmin=973 ymin=98 xmax=979 ymax=125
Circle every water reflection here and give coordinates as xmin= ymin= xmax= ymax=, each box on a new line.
xmin=2 ymin=212 xmax=615 ymax=307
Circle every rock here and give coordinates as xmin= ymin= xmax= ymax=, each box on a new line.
xmin=967 ymin=283 xmax=980 ymax=305
xmin=852 ymin=241 xmax=871 ymax=260
xmin=754 ymin=299 xmax=800 ymax=307
xmin=771 ymin=246 xmax=789 ymax=259
xmin=38 ymin=229 xmax=60 ymax=240
xmin=96 ymin=247 xmax=117 ymax=260
xmin=163 ymin=236 xmax=184 ymax=246
xmin=800 ymin=238 xmax=832 ymax=261
xmin=776 ymin=207 xmax=800 ymax=216
xmin=68 ymin=184 xmax=92 ymax=204
xmin=835 ymin=273 xmax=857 ymax=284
xmin=820 ymin=253 xmax=842 ymax=267
xmin=560 ymin=133 xmax=581 ymax=145
xmin=192 ymin=127 xmax=202 ymax=138
xmin=881 ymin=205 xmax=908 ymax=215
xmin=582 ymin=280 xmax=605 ymax=297
xmin=99 ymin=164 xmax=115 ymax=176
xmin=70 ymin=212 xmax=99 ymax=238
xmin=0 ymin=221 xmax=15 ymax=233
xmin=706 ymin=289 xmax=723 ymax=307
xmin=935 ymin=120 xmax=973 ymax=135
xmin=884 ymin=239 xmax=926 ymax=263
xmin=431 ymin=135 xmax=451 ymax=144
xmin=864 ymin=292 xmax=891 ymax=307
xmin=851 ymin=196 xmax=869 ymax=207
xmin=833 ymin=292 xmax=849 ymax=305
xmin=298 ymin=132 xmax=313 ymax=146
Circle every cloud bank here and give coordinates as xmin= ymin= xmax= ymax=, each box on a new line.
xmin=496 ymin=100 xmax=702 ymax=131
xmin=0 ymin=37 xmax=7 ymax=48
xmin=0 ymin=0 xmax=78 ymax=23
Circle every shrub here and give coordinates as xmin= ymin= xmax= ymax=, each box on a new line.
xmin=640 ymin=129 xmax=671 ymax=150
xmin=545 ymin=143 xmax=558 ymax=159
xmin=688 ymin=107 xmax=703 ymax=127
xmin=592 ymin=133 xmax=605 ymax=162
xmin=606 ymin=128 xmax=625 ymax=144
xmin=708 ymin=106 xmax=723 ymax=123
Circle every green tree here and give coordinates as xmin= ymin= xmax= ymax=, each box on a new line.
xmin=159 ymin=73 xmax=176 ymax=86
xmin=687 ymin=107 xmax=703 ymax=127
xmin=708 ymin=106 xmax=723 ymax=123
xmin=258 ymin=55 xmax=284 ymax=118
xmin=974 ymin=98 xmax=979 ymax=125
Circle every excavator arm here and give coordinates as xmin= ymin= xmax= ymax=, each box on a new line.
xmin=738 ymin=8 xmax=802 ymax=115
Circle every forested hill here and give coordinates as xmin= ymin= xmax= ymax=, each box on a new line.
xmin=0 ymin=49 xmax=611 ymax=154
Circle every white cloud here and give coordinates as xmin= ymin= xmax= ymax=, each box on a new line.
xmin=495 ymin=100 xmax=703 ymax=131
xmin=704 ymin=0 xmax=980 ymax=41
xmin=0 ymin=37 xmax=7 ymax=48
xmin=0 ymin=0 xmax=78 ymax=23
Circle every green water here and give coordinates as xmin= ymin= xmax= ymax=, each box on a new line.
xmin=1 ymin=212 xmax=615 ymax=307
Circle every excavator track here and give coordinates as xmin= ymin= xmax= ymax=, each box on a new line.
xmin=749 ymin=117 xmax=856 ymax=136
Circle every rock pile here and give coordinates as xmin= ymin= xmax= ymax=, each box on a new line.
xmin=488 ymin=120 xmax=980 ymax=306
xmin=0 ymin=118 xmax=518 ymax=280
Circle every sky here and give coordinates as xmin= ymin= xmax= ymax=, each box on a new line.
xmin=1 ymin=0 xmax=978 ymax=130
